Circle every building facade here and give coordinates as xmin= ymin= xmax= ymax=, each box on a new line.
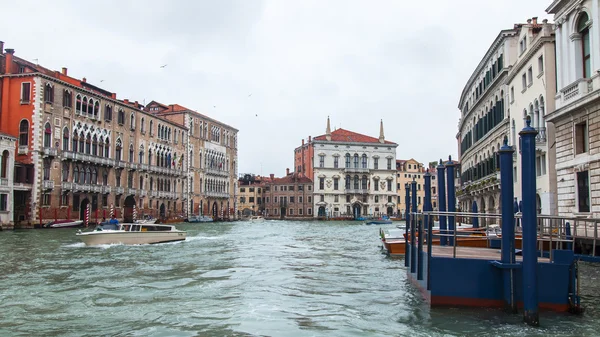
xmin=506 ymin=17 xmax=558 ymax=215
xmin=145 ymin=101 xmax=239 ymax=220
xmin=396 ymin=159 xmax=426 ymax=215
xmin=0 ymin=133 xmax=16 ymax=229
xmin=261 ymin=171 xmax=313 ymax=219
xmin=546 ymin=0 xmax=600 ymax=217
xmin=238 ymin=173 xmax=263 ymax=216
xmin=0 ymin=43 xmax=237 ymax=227
xmin=310 ymin=118 xmax=398 ymax=218
xmin=456 ymin=27 xmax=518 ymax=220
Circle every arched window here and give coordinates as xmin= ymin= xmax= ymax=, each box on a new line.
xmin=362 ymin=175 xmax=368 ymax=189
xmin=62 ymin=127 xmax=69 ymax=151
xmin=104 ymin=139 xmax=110 ymax=158
xmin=79 ymin=166 xmax=85 ymax=184
xmin=129 ymin=144 xmax=134 ymax=163
xmin=148 ymin=150 xmax=153 ymax=165
xmin=76 ymin=95 xmax=82 ymax=113
xmin=150 ymin=120 xmax=154 ymax=135
xmin=104 ymin=105 xmax=113 ymax=121
xmin=78 ymin=132 xmax=84 ymax=153
xmin=94 ymin=101 xmax=100 ymax=118
xmin=353 ymin=154 xmax=359 ymax=168
xmin=139 ymin=175 xmax=144 ymax=190
xmin=85 ymin=134 xmax=91 ymax=154
xmin=91 ymin=135 xmax=98 ymax=156
xmin=88 ymin=99 xmax=94 ymax=116
xmin=82 ymin=97 xmax=88 ymax=114
xmin=140 ymin=117 xmax=145 ymax=133
xmin=361 ymin=154 xmax=367 ymax=169
xmin=130 ymin=113 xmax=135 ymax=130
xmin=102 ymin=170 xmax=108 ymax=185
xmin=139 ymin=150 xmax=144 ymax=164
xmin=345 ymin=153 xmax=350 ymax=168
xmin=19 ymin=120 xmax=29 ymax=146
xmin=578 ymin=13 xmax=591 ymax=78
xmin=43 ymin=122 xmax=52 ymax=148
xmin=353 ymin=175 xmax=359 ymax=189
xmin=115 ymin=138 xmax=122 ymax=161
xmin=63 ymin=90 xmax=72 ymax=108
xmin=62 ymin=162 xmax=69 ymax=182
xmin=91 ymin=167 xmax=97 ymax=184
xmin=1 ymin=150 xmax=8 ymax=178
xmin=44 ymin=83 xmax=54 ymax=103
xmin=73 ymin=166 xmax=79 ymax=183
xmin=85 ymin=167 xmax=91 ymax=184
xmin=118 ymin=109 xmax=125 ymax=124
xmin=150 ymin=177 xmax=154 ymax=190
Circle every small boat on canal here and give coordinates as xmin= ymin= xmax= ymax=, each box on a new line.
xmin=43 ymin=219 xmax=85 ymax=228
xmin=76 ymin=222 xmax=186 ymax=246
xmin=188 ymin=215 xmax=214 ymax=223
xmin=365 ymin=216 xmax=393 ymax=225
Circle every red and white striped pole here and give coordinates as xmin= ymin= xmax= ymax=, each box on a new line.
xmin=85 ymin=203 xmax=90 ymax=226
xmin=110 ymin=204 xmax=114 ymax=218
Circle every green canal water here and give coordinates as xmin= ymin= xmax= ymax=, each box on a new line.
xmin=1 ymin=220 xmax=600 ymax=336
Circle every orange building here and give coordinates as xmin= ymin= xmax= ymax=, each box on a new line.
xmin=293 ymin=136 xmax=314 ymax=179
xmin=0 ymin=42 xmax=238 ymax=227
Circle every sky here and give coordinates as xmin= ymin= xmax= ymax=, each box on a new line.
xmin=1 ymin=0 xmax=553 ymax=177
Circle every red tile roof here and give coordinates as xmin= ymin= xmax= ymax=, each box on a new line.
xmin=263 ymin=173 xmax=313 ymax=184
xmin=313 ymin=128 xmax=396 ymax=145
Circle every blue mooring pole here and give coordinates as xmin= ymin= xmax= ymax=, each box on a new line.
xmin=437 ymin=160 xmax=447 ymax=246
xmin=410 ymin=179 xmax=417 ymax=275
xmin=446 ymin=156 xmax=456 ymax=246
xmin=424 ymin=169 xmax=432 ymax=289
xmin=405 ymin=183 xmax=411 ymax=268
xmin=499 ymin=136 xmax=517 ymax=313
xmin=520 ymin=116 xmax=539 ymax=326
xmin=417 ymin=176 xmax=425 ymax=281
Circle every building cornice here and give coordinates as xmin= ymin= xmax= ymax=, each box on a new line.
xmin=505 ymin=35 xmax=555 ymax=83
xmin=0 ymin=72 xmax=188 ymax=130
xmin=458 ymin=71 xmax=508 ymax=131
xmin=458 ymin=29 xmax=519 ymax=107
xmin=459 ymin=119 xmax=509 ymax=163
xmin=546 ymin=88 xmax=600 ymax=122
xmin=546 ymin=0 xmax=582 ymax=17
xmin=312 ymin=140 xmax=398 ymax=148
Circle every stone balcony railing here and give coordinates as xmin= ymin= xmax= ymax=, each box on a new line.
xmin=0 ymin=178 xmax=8 ymax=186
xmin=42 ymin=180 xmax=55 ymax=190
xmin=91 ymin=185 xmax=102 ymax=193
xmin=126 ymin=188 xmax=137 ymax=195
xmin=205 ymin=191 xmax=230 ymax=198
xmin=102 ymin=185 xmax=112 ymax=194
xmin=536 ymin=127 xmax=547 ymax=144
xmin=150 ymin=190 xmax=158 ymax=198
xmin=346 ymin=188 xmax=369 ymax=194
xmin=140 ymin=190 xmax=147 ymax=197
xmin=115 ymin=187 xmax=124 ymax=195
xmin=457 ymin=172 xmax=501 ymax=198
xmin=62 ymin=151 xmax=116 ymax=167
xmin=556 ymin=77 xmax=596 ymax=109
xmin=344 ymin=167 xmax=370 ymax=173
xmin=139 ymin=164 xmax=149 ymax=171
xmin=43 ymin=147 xmax=58 ymax=157
xmin=206 ymin=167 xmax=230 ymax=177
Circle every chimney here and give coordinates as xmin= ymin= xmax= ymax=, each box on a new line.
xmin=4 ymin=48 xmax=14 ymax=74
xmin=134 ymin=101 xmax=138 ymax=108
xmin=82 ymin=77 xmax=87 ymax=83
xmin=0 ymin=42 xmax=4 ymax=55
xmin=527 ymin=18 xmax=532 ymax=24
xmin=542 ymin=19 xmax=548 ymax=24
xmin=326 ymin=116 xmax=332 ymax=141
xmin=532 ymin=17 xmax=538 ymax=25
xmin=124 ymin=99 xmax=129 ymax=105
xmin=379 ymin=119 xmax=385 ymax=144
xmin=111 ymin=93 xmax=117 ymax=99
xmin=308 ymin=135 xmax=311 ymax=143
xmin=286 ymin=168 xmax=290 ymax=176
xmin=302 ymin=139 xmax=304 ymax=146
xmin=270 ymin=174 xmax=274 ymax=180
xmin=61 ymin=67 xmax=67 ymax=75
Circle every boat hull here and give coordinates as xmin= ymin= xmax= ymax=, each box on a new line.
xmin=77 ymin=231 xmax=186 ymax=246
xmin=47 ymin=220 xmax=84 ymax=228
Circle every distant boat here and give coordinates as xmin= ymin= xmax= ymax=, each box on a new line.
xmin=188 ymin=215 xmax=213 ymax=223
xmin=249 ymin=216 xmax=265 ymax=222
xmin=365 ymin=216 xmax=392 ymax=225
xmin=43 ymin=219 xmax=84 ymax=228
xmin=135 ymin=218 xmax=157 ymax=224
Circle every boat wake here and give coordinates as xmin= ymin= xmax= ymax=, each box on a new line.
xmin=185 ymin=236 xmax=222 ymax=241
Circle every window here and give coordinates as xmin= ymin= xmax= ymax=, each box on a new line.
xmin=0 ymin=151 xmax=7 ymax=179
xmin=333 ymin=178 xmax=339 ymax=190
xmin=299 ymin=209 xmax=303 ymax=215
xmin=375 ymin=195 xmax=379 ymax=203
xmin=334 ymin=156 xmax=339 ymax=168
xmin=62 ymin=127 xmax=69 ymax=151
xmin=320 ymin=195 xmax=324 ymax=202
xmin=117 ymin=109 xmax=125 ymax=125
xmin=520 ymin=36 xmax=527 ymax=54
xmin=308 ymin=208 xmax=312 ymax=215
xmin=374 ymin=158 xmax=378 ymax=170
xmin=387 ymin=158 xmax=392 ymax=170
xmin=345 ymin=154 xmax=350 ymax=168
xmin=289 ymin=209 xmax=294 ymax=215
xmin=361 ymin=155 xmax=367 ymax=169
xmin=346 ymin=195 xmax=350 ymax=202
xmin=353 ymin=154 xmax=359 ymax=168
xmin=538 ymin=55 xmax=544 ymax=74
xmin=105 ymin=105 xmax=113 ymax=121
xmin=387 ymin=180 xmax=392 ymax=191
xmin=388 ymin=196 xmax=392 ymax=203
xmin=374 ymin=179 xmax=379 ymax=191
xmin=308 ymin=186 xmax=311 ymax=191
xmin=334 ymin=195 xmax=339 ymax=202
xmin=290 ymin=196 xmax=294 ymax=203
xmin=578 ymin=13 xmax=591 ymax=78
xmin=130 ymin=113 xmax=135 ymax=130
xmin=536 ymin=154 xmax=547 ymax=177
xmin=249 ymin=197 xmax=255 ymax=203
xmin=288 ymin=186 xmax=294 ymax=191
xmin=353 ymin=175 xmax=359 ymax=189
xmin=19 ymin=120 xmax=29 ymax=146
xmin=522 ymin=73 xmax=527 ymax=91
xmin=577 ymin=171 xmax=590 ymax=213
xmin=510 ymin=86 xmax=514 ymax=103
xmin=527 ymin=67 xmax=533 ymax=86
xmin=44 ymin=83 xmax=54 ymax=103
xmin=61 ymin=194 xmax=69 ymax=206
xmin=102 ymin=194 xmax=108 ymax=207
xmin=319 ymin=177 xmax=324 ymax=190
xmin=362 ymin=175 xmax=367 ymax=189
xmin=274 ymin=196 xmax=278 ymax=203
xmin=21 ymin=83 xmax=31 ymax=103
xmin=319 ymin=155 xmax=324 ymax=168
xmin=299 ymin=196 xmax=303 ymax=203
xmin=43 ymin=123 xmax=52 ymax=148
xmin=63 ymin=90 xmax=72 ymax=108
xmin=42 ymin=193 xmax=50 ymax=206
xmin=575 ymin=121 xmax=589 ymax=154
xmin=308 ymin=196 xmax=312 ymax=203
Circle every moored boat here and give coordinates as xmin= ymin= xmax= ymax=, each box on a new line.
xmin=366 ymin=216 xmax=393 ymax=225
xmin=44 ymin=219 xmax=84 ymax=228
xmin=135 ymin=218 xmax=157 ymax=224
xmin=76 ymin=222 xmax=186 ymax=246
xmin=249 ymin=216 xmax=265 ymax=222
xmin=188 ymin=215 xmax=214 ymax=223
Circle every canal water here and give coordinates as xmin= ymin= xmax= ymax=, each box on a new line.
xmin=1 ymin=220 xmax=600 ymax=337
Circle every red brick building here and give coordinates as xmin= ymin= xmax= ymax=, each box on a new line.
xmin=261 ymin=170 xmax=313 ymax=219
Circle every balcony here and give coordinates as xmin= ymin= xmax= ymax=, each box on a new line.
xmin=536 ymin=127 xmax=547 ymax=144
xmin=43 ymin=147 xmax=57 ymax=157
xmin=456 ymin=172 xmax=500 ymax=199
xmin=18 ymin=146 xmax=28 ymax=155
xmin=150 ymin=190 xmax=158 ymax=198
xmin=62 ymin=151 xmax=115 ymax=167
xmin=62 ymin=181 xmax=74 ymax=190
xmin=115 ymin=187 xmax=124 ymax=195
xmin=206 ymin=167 xmax=230 ymax=177
xmin=139 ymin=164 xmax=149 ymax=172
xmin=346 ymin=188 xmax=368 ymax=194
xmin=102 ymin=185 xmax=111 ymax=194
xmin=114 ymin=160 xmax=126 ymax=169
xmin=92 ymin=185 xmax=102 ymax=193
xmin=128 ymin=163 xmax=138 ymax=171
xmin=13 ymin=182 xmax=32 ymax=191
xmin=205 ymin=191 xmax=230 ymax=198
xmin=42 ymin=180 xmax=55 ymax=190
xmin=344 ymin=167 xmax=370 ymax=174
xmin=140 ymin=190 xmax=147 ymax=197
xmin=556 ymin=78 xmax=594 ymax=109
xmin=126 ymin=188 xmax=137 ymax=195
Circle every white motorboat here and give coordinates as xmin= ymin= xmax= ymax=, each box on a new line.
xmin=44 ymin=220 xmax=84 ymax=228
xmin=76 ymin=222 xmax=186 ymax=246
xmin=135 ymin=218 xmax=157 ymax=224
xmin=249 ymin=216 xmax=265 ymax=222
xmin=188 ymin=215 xmax=213 ymax=223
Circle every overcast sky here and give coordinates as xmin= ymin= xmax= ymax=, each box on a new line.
xmin=1 ymin=0 xmax=552 ymax=176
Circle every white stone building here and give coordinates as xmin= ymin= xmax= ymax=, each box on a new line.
xmin=546 ymin=0 xmax=600 ymax=217
xmin=0 ymin=133 xmax=16 ymax=229
xmin=506 ymin=17 xmax=558 ymax=215
xmin=456 ymin=27 xmax=518 ymax=221
xmin=311 ymin=118 xmax=398 ymax=218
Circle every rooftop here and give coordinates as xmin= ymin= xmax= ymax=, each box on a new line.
xmin=313 ymin=128 xmax=396 ymax=145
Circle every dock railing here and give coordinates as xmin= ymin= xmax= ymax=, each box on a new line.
xmin=409 ymin=211 xmax=598 ymax=259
